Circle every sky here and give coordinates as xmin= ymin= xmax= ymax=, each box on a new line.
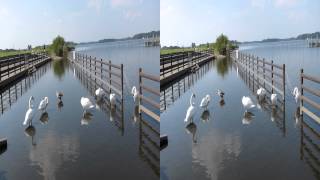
xmin=161 ymin=0 xmax=320 ymax=46
xmin=0 ymin=0 xmax=159 ymax=49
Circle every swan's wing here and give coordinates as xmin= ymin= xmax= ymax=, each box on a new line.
xmin=200 ymin=98 xmax=206 ymax=107
xmin=185 ymin=106 xmax=195 ymax=121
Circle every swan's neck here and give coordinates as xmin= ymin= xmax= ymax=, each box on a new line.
xmin=29 ymin=97 xmax=33 ymax=109
xmin=190 ymin=95 xmax=194 ymax=106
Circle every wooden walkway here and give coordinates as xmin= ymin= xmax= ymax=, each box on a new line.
xmin=0 ymin=52 xmax=51 ymax=89
xmin=160 ymin=50 xmax=214 ymax=86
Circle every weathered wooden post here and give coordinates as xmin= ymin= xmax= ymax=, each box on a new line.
xmin=94 ymin=57 xmax=97 ymax=83
xmin=89 ymin=56 xmax=92 ymax=72
xmin=139 ymin=68 xmax=142 ymax=115
xmin=170 ymin=55 xmax=173 ymax=75
xmin=162 ymin=58 xmax=165 ymax=78
xmin=109 ymin=60 xmax=112 ymax=93
xmin=0 ymin=61 xmax=2 ymax=81
xmin=121 ymin=64 xmax=124 ymax=102
xmin=300 ymin=69 xmax=304 ymax=115
xmin=282 ymin=64 xmax=285 ymax=101
xmin=100 ymin=59 xmax=103 ymax=80
xmin=263 ymin=58 xmax=265 ymax=88
xmin=271 ymin=60 xmax=274 ymax=93
xmin=7 ymin=60 xmax=9 ymax=78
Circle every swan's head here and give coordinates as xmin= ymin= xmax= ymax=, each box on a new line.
xmin=131 ymin=86 xmax=137 ymax=95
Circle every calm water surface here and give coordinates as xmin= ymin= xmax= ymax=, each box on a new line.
xmin=160 ymin=40 xmax=320 ymax=180
xmin=0 ymin=40 xmax=159 ymax=180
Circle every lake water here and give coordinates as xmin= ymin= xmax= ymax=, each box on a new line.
xmin=160 ymin=40 xmax=320 ymax=180
xmin=0 ymin=40 xmax=160 ymax=180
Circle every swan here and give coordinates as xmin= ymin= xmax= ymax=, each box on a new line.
xmin=80 ymin=97 xmax=94 ymax=113
xmin=271 ymin=94 xmax=277 ymax=105
xmin=56 ymin=91 xmax=63 ymax=100
xmin=257 ymin=87 xmax=266 ymax=99
xmin=292 ymin=87 xmax=300 ymax=103
xmin=38 ymin=97 xmax=49 ymax=111
xmin=242 ymin=96 xmax=255 ymax=112
xmin=110 ymin=93 xmax=116 ymax=107
xmin=200 ymin=94 xmax=211 ymax=108
xmin=217 ymin=89 xmax=225 ymax=99
xmin=95 ymin=88 xmax=106 ymax=100
xmin=23 ymin=96 xmax=35 ymax=126
xmin=131 ymin=86 xmax=138 ymax=104
xmin=184 ymin=93 xmax=196 ymax=122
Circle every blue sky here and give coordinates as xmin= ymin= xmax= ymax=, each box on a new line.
xmin=161 ymin=0 xmax=320 ymax=46
xmin=0 ymin=0 xmax=159 ymax=49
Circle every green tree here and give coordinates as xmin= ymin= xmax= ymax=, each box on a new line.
xmin=51 ymin=35 xmax=65 ymax=57
xmin=215 ymin=34 xmax=229 ymax=55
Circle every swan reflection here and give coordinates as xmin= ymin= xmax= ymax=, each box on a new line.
xmin=132 ymin=106 xmax=139 ymax=124
xmin=81 ymin=112 xmax=93 ymax=125
xmin=242 ymin=112 xmax=255 ymax=125
xmin=201 ymin=110 xmax=210 ymax=122
xmin=24 ymin=125 xmax=36 ymax=146
xmin=219 ymin=99 xmax=225 ymax=107
xmin=185 ymin=122 xmax=197 ymax=143
xmin=40 ymin=112 xmax=49 ymax=124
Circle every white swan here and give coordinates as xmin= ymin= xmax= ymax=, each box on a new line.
xmin=242 ymin=96 xmax=255 ymax=112
xmin=110 ymin=93 xmax=116 ymax=107
xmin=271 ymin=94 xmax=277 ymax=105
xmin=184 ymin=93 xmax=196 ymax=122
xmin=292 ymin=87 xmax=300 ymax=103
xmin=95 ymin=88 xmax=106 ymax=100
xmin=257 ymin=87 xmax=266 ymax=98
xmin=200 ymin=94 xmax=211 ymax=108
xmin=38 ymin=97 xmax=49 ymax=111
xmin=131 ymin=86 xmax=138 ymax=104
xmin=80 ymin=97 xmax=94 ymax=113
xmin=23 ymin=96 xmax=35 ymax=126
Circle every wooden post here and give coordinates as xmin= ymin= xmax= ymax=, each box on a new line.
xmin=109 ymin=60 xmax=112 ymax=93
xmin=162 ymin=58 xmax=165 ymax=77
xmin=282 ymin=64 xmax=285 ymax=101
xmin=263 ymin=58 xmax=265 ymax=88
xmin=139 ymin=68 xmax=142 ymax=115
xmin=0 ymin=62 xmax=2 ymax=81
xmin=100 ymin=59 xmax=103 ymax=80
xmin=121 ymin=64 xmax=124 ymax=102
xmin=300 ymin=69 xmax=304 ymax=115
xmin=94 ymin=57 xmax=97 ymax=82
xmin=271 ymin=60 xmax=274 ymax=93
xmin=89 ymin=56 xmax=92 ymax=72
xmin=170 ymin=56 xmax=173 ymax=75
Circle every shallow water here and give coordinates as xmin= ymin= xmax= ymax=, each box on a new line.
xmin=160 ymin=40 xmax=320 ymax=180
xmin=0 ymin=40 xmax=159 ymax=180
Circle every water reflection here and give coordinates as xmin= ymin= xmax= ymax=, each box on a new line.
xmin=81 ymin=112 xmax=93 ymax=125
xmin=216 ymin=57 xmax=233 ymax=77
xmin=300 ymin=117 xmax=320 ymax=179
xmin=29 ymin=131 xmax=80 ymax=180
xmin=242 ymin=112 xmax=255 ymax=125
xmin=192 ymin=130 xmax=242 ymax=180
xmin=219 ymin=99 xmax=225 ymax=107
xmin=52 ymin=59 xmax=68 ymax=79
xmin=0 ymin=63 xmax=50 ymax=115
xmin=39 ymin=112 xmax=49 ymax=124
xmin=161 ymin=61 xmax=214 ymax=112
xmin=139 ymin=118 xmax=160 ymax=177
xmin=186 ymin=122 xmax=197 ymax=143
xmin=200 ymin=110 xmax=210 ymax=122
xmin=24 ymin=125 xmax=36 ymax=146
xmin=132 ymin=106 xmax=139 ymax=124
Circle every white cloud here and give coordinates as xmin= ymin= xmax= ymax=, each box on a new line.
xmin=87 ymin=0 xmax=104 ymax=12
xmin=123 ymin=10 xmax=142 ymax=21
xmin=110 ymin=0 xmax=143 ymax=8
xmin=274 ymin=0 xmax=298 ymax=8
xmin=250 ymin=0 xmax=268 ymax=8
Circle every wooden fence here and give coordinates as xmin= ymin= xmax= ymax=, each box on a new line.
xmin=160 ymin=60 xmax=213 ymax=112
xmin=73 ymin=62 xmax=124 ymax=135
xmin=139 ymin=68 xmax=160 ymax=123
xmin=160 ymin=49 xmax=213 ymax=81
xmin=300 ymin=69 xmax=320 ymax=124
xmin=0 ymin=62 xmax=50 ymax=115
xmin=232 ymin=51 xmax=286 ymax=101
xmin=0 ymin=51 xmax=50 ymax=88
xmin=233 ymin=61 xmax=286 ymax=136
xmin=73 ymin=53 xmax=124 ymax=102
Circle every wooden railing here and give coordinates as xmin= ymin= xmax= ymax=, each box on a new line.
xmin=139 ymin=68 xmax=160 ymax=123
xmin=232 ymin=51 xmax=286 ymax=101
xmin=160 ymin=60 xmax=213 ymax=112
xmin=300 ymin=69 xmax=320 ymax=124
xmin=160 ymin=49 xmax=213 ymax=78
xmin=0 ymin=51 xmax=49 ymax=84
xmin=73 ymin=64 xmax=124 ymax=134
xmin=0 ymin=62 xmax=50 ymax=115
xmin=73 ymin=53 xmax=124 ymax=101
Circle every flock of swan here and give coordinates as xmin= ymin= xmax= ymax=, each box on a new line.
xmin=23 ymin=85 xmax=139 ymax=128
xmin=184 ymin=86 xmax=301 ymax=125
